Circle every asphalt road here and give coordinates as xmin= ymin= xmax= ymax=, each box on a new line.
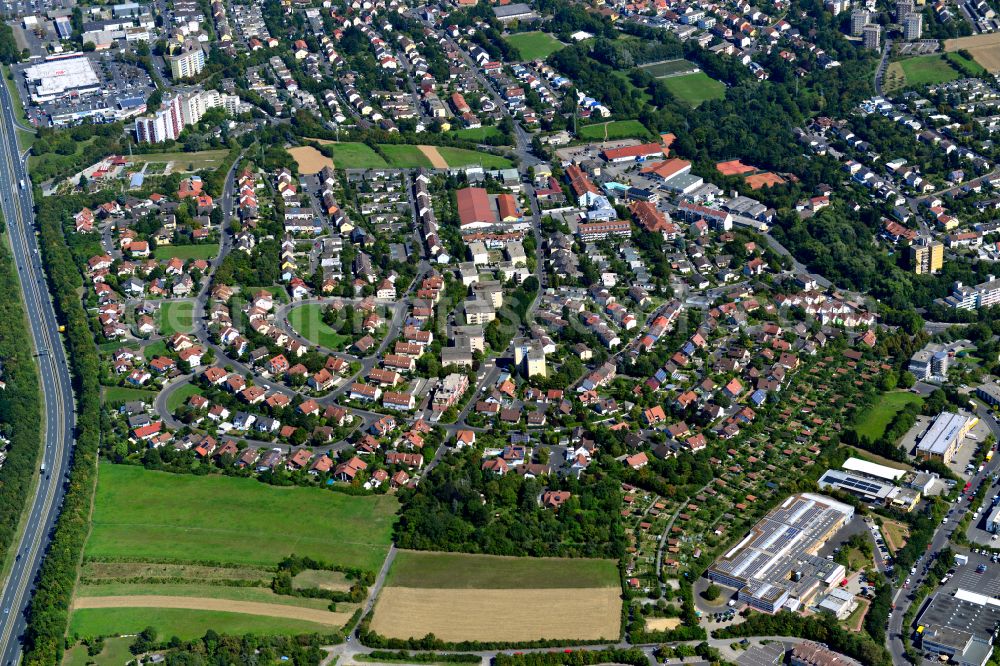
xmin=0 ymin=74 xmax=75 ymax=664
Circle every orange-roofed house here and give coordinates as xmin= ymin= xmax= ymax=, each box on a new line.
xmin=642 ymin=158 xmax=691 ymax=182
xmin=496 ymin=193 xmax=522 ymax=223
xmin=602 ymin=143 xmax=665 ymax=164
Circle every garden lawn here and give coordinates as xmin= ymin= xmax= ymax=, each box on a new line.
xmin=153 ymin=244 xmax=219 ymax=261
xmin=166 ymin=383 xmax=202 ymax=413
xmin=852 ymin=390 xmax=923 ymax=441
xmin=436 ymin=146 xmax=513 ymax=168
xmin=287 ymin=303 xmax=349 ymax=350
xmin=85 ymin=464 xmax=398 ymax=569
xmin=158 ymin=300 xmax=195 ymax=336
xmin=102 ymin=386 xmax=159 ymax=406
xmin=386 ymin=550 xmax=620 ymax=588
xmin=505 ymin=31 xmax=564 ymax=60
xmin=577 ymin=120 xmax=652 ymax=141
xmin=661 ymin=71 xmax=726 ymax=106
xmin=68 ymin=608 xmax=336 ymax=640
xmin=896 ymin=55 xmax=961 ymax=87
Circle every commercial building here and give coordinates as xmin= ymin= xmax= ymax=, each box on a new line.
xmin=841 ymin=456 xmax=906 ymax=481
xmin=707 ymin=493 xmax=853 ymax=614
xmin=918 ymin=589 xmax=1000 ymax=666
xmin=862 ymin=23 xmax=881 ymax=49
xmin=909 ymin=239 xmax=943 ymax=274
xmin=167 ymin=48 xmax=206 ymax=79
xmin=987 ymin=505 xmax=1000 ymax=533
xmin=24 ymin=56 xmax=101 ymax=103
xmin=945 ymin=276 xmax=1000 ymax=310
xmin=916 ymin=412 xmax=975 ymax=463
xmin=816 ymin=588 xmax=857 ymax=620
xmin=818 ymin=469 xmax=896 ymax=503
xmin=909 ymin=343 xmax=950 ymax=381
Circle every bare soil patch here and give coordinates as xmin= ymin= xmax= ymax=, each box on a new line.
xmin=73 ymin=595 xmax=352 ymax=626
xmin=288 ymin=146 xmax=335 ymax=174
xmin=81 ymin=561 xmax=271 ymax=583
xmin=370 ymin=587 xmax=621 ymax=642
xmin=417 ymin=145 xmax=448 ymax=169
xmin=645 ymin=617 xmax=681 ymax=631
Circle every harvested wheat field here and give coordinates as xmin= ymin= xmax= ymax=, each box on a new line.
xmin=370 ymin=587 xmax=621 ymax=642
xmin=288 ymin=146 xmax=334 ymax=174
xmin=945 ymin=33 xmax=1000 ymax=71
xmin=73 ymin=595 xmax=353 ymax=626
xmin=417 ymin=145 xmax=448 ymax=168
xmin=645 ymin=617 xmax=681 ymax=631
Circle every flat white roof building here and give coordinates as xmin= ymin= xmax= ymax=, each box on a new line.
xmin=24 ymin=57 xmax=101 ymax=103
xmin=842 ymin=457 xmax=907 ymax=481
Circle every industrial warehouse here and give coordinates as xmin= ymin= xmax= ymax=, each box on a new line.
xmin=706 ymin=493 xmax=853 ymax=613
xmin=915 ymin=411 xmax=977 ymax=463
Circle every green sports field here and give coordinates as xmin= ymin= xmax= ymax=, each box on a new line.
xmin=85 ymin=464 xmax=398 ymax=569
xmin=386 ymin=550 xmax=620 ymax=588
xmin=639 ymin=59 xmax=699 ymax=78
xmin=505 ymin=31 xmax=565 ymax=60
xmin=662 ymin=71 xmax=726 ymax=107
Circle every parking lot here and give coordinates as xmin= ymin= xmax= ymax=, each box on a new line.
xmin=942 ymin=550 xmax=1000 ymax=597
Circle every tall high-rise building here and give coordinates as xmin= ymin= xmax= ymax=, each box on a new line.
xmin=851 ymin=8 xmax=870 ymax=35
xmin=909 ymin=239 xmax=943 ymax=274
xmin=134 ymin=95 xmax=183 ymax=143
xmin=863 ymin=22 xmax=882 ymax=49
xmin=167 ymin=48 xmax=205 ymax=79
xmin=903 ymin=12 xmax=923 ymax=39
xmin=896 ymin=0 xmax=915 ymax=20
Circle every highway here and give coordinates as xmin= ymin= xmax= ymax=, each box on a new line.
xmin=0 ymin=69 xmax=75 ymax=664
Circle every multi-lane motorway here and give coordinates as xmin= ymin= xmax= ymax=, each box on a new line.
xmin=0 ymin=67 xmax=75 ymax=664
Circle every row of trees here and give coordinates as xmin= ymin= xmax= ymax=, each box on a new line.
xmin=0 ymin=223 xmax=42 ymax=597
xmin=21 ymin=192 xmax=103 ymax=666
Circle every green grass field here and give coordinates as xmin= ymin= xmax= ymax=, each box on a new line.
xmin=386 ymin=551 xmax=620 ymax=589
xmin=287 ymin=303 xmax=349 ymax=350
xmin=158 ymin=301 xmax=195 ymax=336
xmin=86 ymin=464 xmax=398 ymax=569
xmin=852 ymin=391 xmax=923 ymax=441
xmin=69 ymin=608 xmax=336 ymax=641
xmin=76 ymin=583 xmax=336 ymax=610
xmin=102 ymin=386 xmax=159 ymax=406
xmin=166 ymin=383 xmax=202 ymax=413
xmin=153 ymin=244 xmax=219 ymax=261
xmin=436 ymin=146 xmax=513 ymax=169
xmin=382 ymin=144 xmax=433 ymax=168
xmin=577 ymin=120 xmax=652 ymax=141
xmin=323 ymin=143 xmax=389 ymax=168
xmin=62 ymin=637 xmax=133 ymax=666
xmin=449 ymin=127 xmax=509 ymax=143
xmin=3 ymin=68 xmax=33 ymax=151
xmin=661 ymin=71 xmax=726 ymax=107
xmin=888 ymin=55 xmax=961 ymax=89
xmin=130 ymin=149 xmax=232 ymax=171
xmin=639 ymin=59 xmax=699 ymax=78
xmin=505 ymin=31 xmax=565 ymax=60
